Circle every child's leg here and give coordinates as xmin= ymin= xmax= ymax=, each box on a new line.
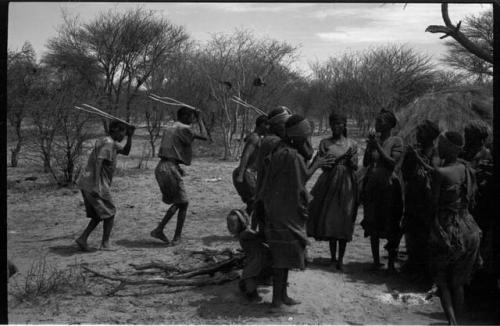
xmin=439 ymin=284 xmax=458 ymax=325
xmin=337 ymin=240 xmax=347 ymax=271
xmin=76 ymin=219 xmax=100 ymax=251
xmin=271 ymin=268 xmax=286 ymax=308
xmin=370 ymin=237 xmax=382 ymax=269
xmin=282 ymin=269 xmax=300 ymax=305
xmin=101 ymin=216 xmax=114 ymax=249
xmin=172 ymin=202 xmax=189 ymax=243
xmin=329 ymin=239 xmax=337 ymax=264
xmin=151 ymin=204 xmax=178 ymax=243
xmin=451 ymin=284 xmax=464 ymax=323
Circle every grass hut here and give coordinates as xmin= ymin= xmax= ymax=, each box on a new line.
xmin=395 ymin=85 xmax=493 ymax=143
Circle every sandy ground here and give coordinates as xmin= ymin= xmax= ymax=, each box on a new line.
xmin=6 ymin=134 xmax=497 ymax=324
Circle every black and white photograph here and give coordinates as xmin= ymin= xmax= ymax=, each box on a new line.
xmin=4 ymin=1 xmax=499 ymax=324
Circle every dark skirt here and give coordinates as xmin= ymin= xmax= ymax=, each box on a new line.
xmin=307 ymin=165 xmax=358 ymax=241
xmin=361 ymin=167 xmax=403 ymax=240
xmin=265 ymin=225 xmax=306 ymax=270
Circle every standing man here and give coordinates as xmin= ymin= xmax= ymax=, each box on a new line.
xmin=262 ymin=115 xmax=334 ymax=310
xmin=151 ymin=107 xmax=207 ymax=245
xmin=76 ymin=121 xmax=135 ymax=251
xmin=232 ymin=115 xmax=268 ymax=215
xmin=253 ymin=107 xmax=291 ymax=230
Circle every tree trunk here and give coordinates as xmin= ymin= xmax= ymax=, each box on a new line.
xmin=10 ymin=115 xmax=23 ymax=167
xmin=10 ymin=143 xmax=21 ymax=168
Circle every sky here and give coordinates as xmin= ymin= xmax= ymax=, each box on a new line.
xmin=8 ymin=2 xmax=491 ymax=75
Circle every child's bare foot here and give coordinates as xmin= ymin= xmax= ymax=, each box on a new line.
xmin=150 ymin=229 xmax=170 ymax=244
xmin=75 ymin=238 xmax=90 ymax=252
xmin=171 ymin=237 xmax=182 ymax=246
xmin=100 ymin=241 xmax=116 ymax=251
xmin=268 ymin=301 xmax=284 ymax=313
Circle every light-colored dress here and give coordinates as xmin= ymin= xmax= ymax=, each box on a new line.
xmin=307 ymin=137 xmax=359 ymax=241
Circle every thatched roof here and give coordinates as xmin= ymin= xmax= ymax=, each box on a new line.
xmin=395 ymin=85 xmax=493 ymax=143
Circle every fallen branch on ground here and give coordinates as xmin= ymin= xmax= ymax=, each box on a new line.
xmin=171 ymin=254 xmax=245 ymax=279
xmin=82 ymin=266 xmax=240 ymax=296
xmin=129 ymin=260 xmax=185 ymax=273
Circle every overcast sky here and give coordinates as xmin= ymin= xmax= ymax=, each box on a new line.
xmin=8 ymin=2 xmax=491 ymax=74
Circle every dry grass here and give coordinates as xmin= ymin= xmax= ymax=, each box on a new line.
xmin=11 ymin=257 xmax=89 ymax=303
xmin=395 ymin=85 xmax=493 ymax=143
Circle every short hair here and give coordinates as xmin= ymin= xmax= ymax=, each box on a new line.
xmin=177 ymin=106 xmax=195 ymax=120
xmin=285 ymin=114 xmax=305 ymax=129
xmin=255 ymin=115 xmax=268 ymax=128
xmin=444 ymin=131 xmax=464 ymax=147
xmin=268 ymin=107 xmax=286 ymax=120
xmin=464 ymin=120 xmax=489 ymax=142
xmin=108 ymin=120 xmax=127 ymax=133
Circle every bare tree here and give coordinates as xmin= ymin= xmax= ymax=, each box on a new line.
xmin=440 ymin=9 xmax=493 ymax=82
xmin=27 ymin=67 xmax=94 ymax=185
xmin=7 ymin=42 xmax=38 ymax=167
xmin=426 ymin=3 xmax=493 ymax=64
xmin=199 ymin=30 xmax=298 ymax=159
xmin=44 ymin=7 xmax=190 ymax=127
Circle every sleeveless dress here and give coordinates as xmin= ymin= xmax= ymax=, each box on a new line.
xmin=307 ymin=137 xmax=359 ymax=241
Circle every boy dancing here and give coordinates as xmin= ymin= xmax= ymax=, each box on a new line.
xmin=76 ymin=121 xmax=135 ymax=251
xmin=151 ymin=107 xmax=207 ymax=245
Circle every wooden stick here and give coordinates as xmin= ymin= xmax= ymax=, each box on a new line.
xmin=74 ymin=106 xmax=114 ymax=120
xmin=230 ymin=98 xmax=266 ymax=116
xmin=79 ymin=104 xmax=116 ymax=120
xmin=130 ymin=261 xmax=185 ymax=273
xmin=150 ymin=94 xmax=198 ymax=111
xmin=82 ymin=103 xmax=134 ymax=127
xmin=233 ymin=97 xmax=266 ymax=115
xmin=82 ymin=266 xmax=239 ymax=287
xmin=231 ymin=97 xmax=266 ymax=116
xmin=148 ymin=96 xmax=183 ymax=109
xmin=170 ymin=254 xmax=245 ymax=279
xmin=149 ymin=95 xmax=209 ymax=140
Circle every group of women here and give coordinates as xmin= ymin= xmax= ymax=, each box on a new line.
xmin=306 ymin=108 xmax=491 ymax=325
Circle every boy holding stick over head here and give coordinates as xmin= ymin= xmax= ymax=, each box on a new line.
xmin=151 ymin=106 xmax=208 ymax=245
xmin=76 ymin=120 xmax=135 ymax=251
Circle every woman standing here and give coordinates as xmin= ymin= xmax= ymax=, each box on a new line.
xmin=307 ymin=111 xmax=359 ymax=271
xmin=401 ymin=120 xmax=440 ymax=276
xmin=427 ymin=131 xmax=481 ymax=325
xmin=361 ymin=109 xmax=404 ymax=272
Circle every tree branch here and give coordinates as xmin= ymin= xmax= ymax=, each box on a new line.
xmin=425 ymin=3 xmax=492 ymax=64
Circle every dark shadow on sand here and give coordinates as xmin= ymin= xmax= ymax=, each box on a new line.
xmin=201 ymin=235 xmax=236 ymax=246
xmin=189 ymin=280 xmax=302 ymax=322
xmin=49 ymin=244 xmax=98 ymax=256
xmin=115 ymin=239 xmax=171 ymax=249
